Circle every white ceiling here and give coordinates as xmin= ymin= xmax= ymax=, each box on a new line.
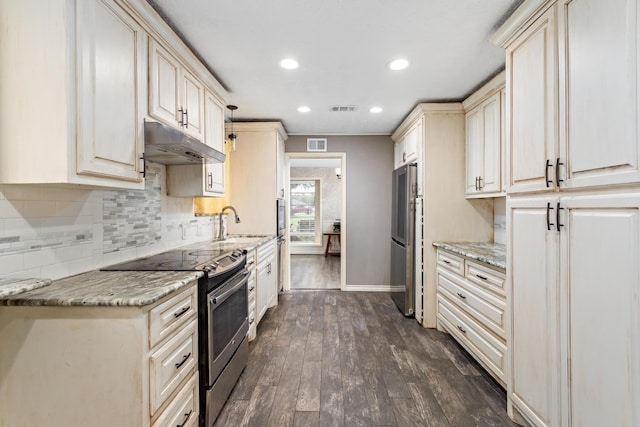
xmin=147 ymin=0 xmax=523 ymax=135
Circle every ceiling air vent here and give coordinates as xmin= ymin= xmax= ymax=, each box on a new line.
xmin=307 ymin=138 xmax=327 ymax=152
xmin=330 ymin=105 xmax=358 ymax=112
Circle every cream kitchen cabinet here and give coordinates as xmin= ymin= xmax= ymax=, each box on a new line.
xmin=149 ymin=39 xmax=204 ymax=141
xmin=0 ymin=283 xmax=199 ymax=427
xmin=495 ymin=0 xmax=640 ymax=194
xmin=464 ymin=72 xmax=504 ymax=197
xmin=166 ymin=89 xmax=226 ymax=197
xmin=0 ymin=0 xmax=146 ymax=189
xmin=392 ymin=104 xmax=494 ymax=327
xmin=246 ymin=248 xmax=258 ymax=341
xmin=508 ymin=193 xmax=640 ymax=427
xmin=256 ymin=238 xmax=277 ymax=324
xmin=436 ymin=249 xmax=507 ymax=386
xmin=226 ymin=122 xmax=288 ymax=235
xmin=393 ymin=120 xmax=420 ymax=168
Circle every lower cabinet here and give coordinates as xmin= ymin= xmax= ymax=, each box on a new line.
xmin=508 ymin=193 xmax=640 ymax=427
xmin=0 ymin=283 xmax=199 ymax=427
xmin=247 ymin=238 xmax=278 ymax=341
xmin=256 ymin=238 xmax=277 ymax=324
xmin=436 ymin=249 xmax=507 ymax=386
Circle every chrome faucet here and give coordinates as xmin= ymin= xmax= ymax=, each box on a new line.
xmin=218 ymin=206 xmax=241 ymax=239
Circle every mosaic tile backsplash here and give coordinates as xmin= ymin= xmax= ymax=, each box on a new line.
xmin=0 ymin=162 xmax=217 ymax=280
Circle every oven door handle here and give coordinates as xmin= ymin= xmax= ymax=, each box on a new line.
xmin=210 ymin=270 xmax=249 ymax=306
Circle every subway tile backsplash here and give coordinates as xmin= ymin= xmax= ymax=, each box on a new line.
xmin=0 ymin=162 xmax=217 ymax=280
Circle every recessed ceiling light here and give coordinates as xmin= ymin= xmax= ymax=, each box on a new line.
xmin=370 ymin=106 xmax=383 ymax=113
xmin=387 ymin=59 xmax=409 ymax=71
xmin=280 ymin=58 xmax=299 ymax=69
xmin=297 ymin=106 xmax=310 ymax=113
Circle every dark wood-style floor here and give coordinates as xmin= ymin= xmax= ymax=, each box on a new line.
xmin=290 ymin=255 xmax=340 ymax=290
xmin=214 ymin=290 xmax=517 ymax=427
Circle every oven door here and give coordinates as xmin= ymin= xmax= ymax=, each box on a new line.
xmin=207 ymin=269 xmax=249 ymax=386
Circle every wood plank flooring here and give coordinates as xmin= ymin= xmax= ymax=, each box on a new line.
xmin=290 ymin=255 xmax=340 ymax=290
xmin=214 ymin=290 xmax=518 ymax=427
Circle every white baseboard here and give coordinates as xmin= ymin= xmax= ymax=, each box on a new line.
xmin=290 ymin=246 xmax=324 ymax=255
xmin=342 ymin=285 xmax=404 ymax=292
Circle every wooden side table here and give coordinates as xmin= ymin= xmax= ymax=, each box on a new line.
xmin=323 ymin=232 xmax=341 ymax=257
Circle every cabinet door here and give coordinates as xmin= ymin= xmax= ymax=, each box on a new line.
xmin=76 ymin=0 xmax=145 ymax=183
xmin=560 ymin=0 xmax=640 ymax=189
xmin=276 ymin=131 xmax=286 ymax=199
xmin=560 ymin=194 xmax=640 ymax=427
xmin=506 ymin=5 xmax=558 ymax=193
xmin=508 ymin=196 xmax=561 ymax=427
xmin=256 ymin=260 xmax=270 ymax=323
xmin=466 ymin=106 xmax=483 ymax=194
xmin=181 ymin=69 xmax=204 ymax=140
xmin=394 ymin=138 xmax=405 ymax=169
xmin=404 ymin=123 xmax=419 ymax=163
xmin=204 ymin=91 xmax=225 ymax=195
xmin=149 ymin=39 xmax=180 ymax=127
xmin=481 ymin=93 xmax=501 ymax=193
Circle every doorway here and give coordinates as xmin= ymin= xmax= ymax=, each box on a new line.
xmin=285 ymin=153 xmax=346 ymax=291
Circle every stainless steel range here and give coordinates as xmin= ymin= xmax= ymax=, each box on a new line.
xmin=102 ymin=247 xmax=249 ymax=427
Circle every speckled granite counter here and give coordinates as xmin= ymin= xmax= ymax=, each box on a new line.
xmin=0 ymin=278 xmax=52 ymax=298
xmin=433 ymin=242 xmax=506 ymax=270
xmin=0 ymin=236 xmax=275 ymax=307
xmin=0 ymin=271 xmax=203 ymax=307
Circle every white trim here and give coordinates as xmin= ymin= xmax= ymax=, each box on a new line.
xmin=344 ymin=285 xmax=404 ymax=292
xmin=286 ymin=152 xmax=347 ymax=291
xmin=287 ymin=132 xmax=392 ymax=136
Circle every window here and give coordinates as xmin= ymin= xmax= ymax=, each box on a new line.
xmin=290 ymin=179 xmax=320 ymax=243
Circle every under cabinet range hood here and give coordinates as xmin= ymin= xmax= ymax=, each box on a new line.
xmin=143 ymin=120 xmax=226 ymax=165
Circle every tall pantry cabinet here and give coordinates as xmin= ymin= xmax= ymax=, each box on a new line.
xmin=493 ymin=1 xmax=640 ymax=426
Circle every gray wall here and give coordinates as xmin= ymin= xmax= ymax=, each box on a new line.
xmin=286 ymin=135 xmax=393 ymax=288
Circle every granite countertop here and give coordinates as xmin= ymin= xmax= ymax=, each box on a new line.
xmin=0 ymin=278 xmax=52 ymax=298
xmin=432 ymin=242 xmax=506 ymax=270
xmin=0 ymin=235 xmax=275 ymax=308
xmin=0 ymin=271 xmax=203 ymax=307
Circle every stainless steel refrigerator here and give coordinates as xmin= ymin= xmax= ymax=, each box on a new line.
xmin=390 ymin=163 xmax=417 ymax=317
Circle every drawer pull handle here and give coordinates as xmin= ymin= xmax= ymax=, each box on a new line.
xmin=249 ymin=285 xmax=255 ymax=292
xmin=175 ymin=353 xmax=191 ymax=370
xmin=177 ymin=409 xmax=193 ymax=427
xmin=457 ymin=325 xmax=466 ymax=334
xmin=247 ymin=260 xmax=255 ymax=266
xmin=475 ymin=274 xmax=488 ymax=281
xmin=442 ymin=259 xmax=451 ymax=265
xmin=173 ymin=306 xmax=190 ymax=318
xmin=457 ymin=292 xmax=466 ymax=300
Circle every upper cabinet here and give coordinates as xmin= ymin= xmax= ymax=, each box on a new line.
xmin=559 ymin=0 xmax=640 ymax=189
xmin=166 ymin=89 xmax=226 ymax=198
xmin=494 ymin=0 xmax=640 ymax=194
xmin=0 ymin=0 xmax=146 ymax=189
xmin=226 ymin=122 xmax=288 ymax=235
xmin=0 ymin=0 xmax=230 ymax=190
xmin=149 ymin=39 xmax=204 ymax=141
xmin=393 ymin=121 xmax=420 ymax=169
xmin=463 ymin=72 xmax=505 ymax=197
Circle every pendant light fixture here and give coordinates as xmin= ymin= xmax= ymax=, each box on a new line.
xmin=226 ymin=105 xmax=238 ymax=151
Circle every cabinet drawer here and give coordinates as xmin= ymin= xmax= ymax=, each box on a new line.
xmin=150 ymin=319 xmax=198 ymax=415
xmin=246 ymin=250 xmax=256 ymax=271
xmin=437 ymin=270 xmax=506 ymax=340
xmin=436 ymin=250 xmax=464 ymax=276
xmin=437 ymin=296 xmax=506 ymax=383
xmin=465 ymin=261 xmax=505 ymax=295
xmin=149 ymin=284 xmax=197 ymax=348
xmin=152 ymin=373 xmax=198 ymax=427
xmin=257 ymin=240 xmax=276 ymax=260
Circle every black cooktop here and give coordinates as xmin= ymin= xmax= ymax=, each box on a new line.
xmin=101 ymin=248 xmax=241 ymax=272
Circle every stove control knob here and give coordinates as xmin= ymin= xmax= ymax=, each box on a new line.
xmin=232 ymin=249 xmax=242 ymax=257
xmin=204 ymin=264 xmax=216 ymax=272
